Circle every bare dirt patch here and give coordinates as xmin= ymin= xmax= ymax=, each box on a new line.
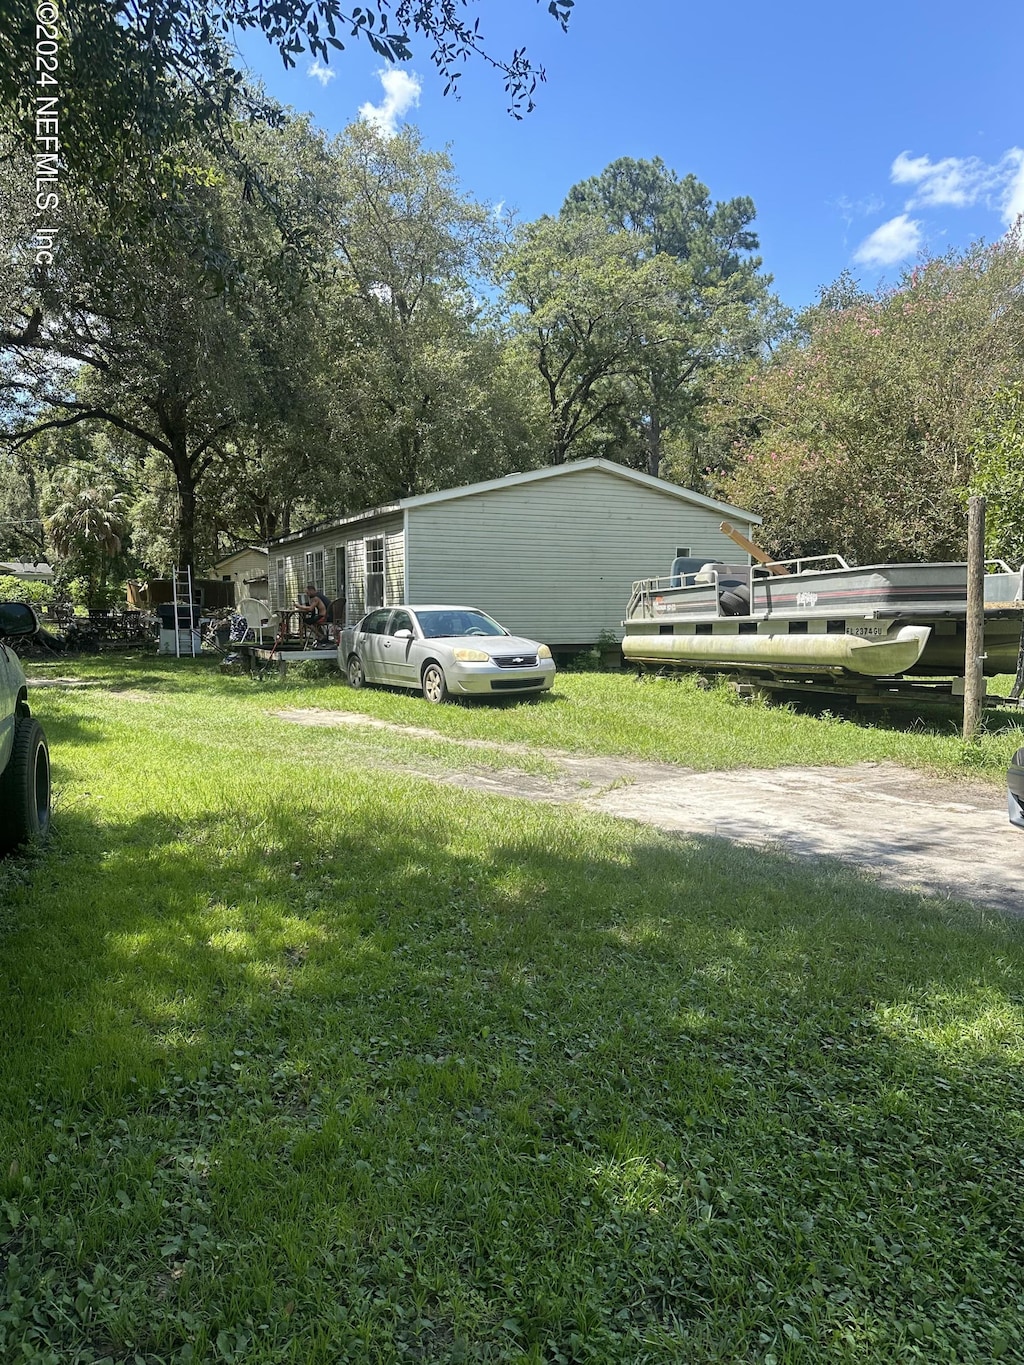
xmin=274 ymin=708 xmax=1022 ymax=917
xmin=26 ymin=677 xmax=99 ymax=689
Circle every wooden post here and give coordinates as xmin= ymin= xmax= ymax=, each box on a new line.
xmin=718 ymin=521 xmax=789 ymax=575
xmin=962 ymin=496 xmax=987 ymax=741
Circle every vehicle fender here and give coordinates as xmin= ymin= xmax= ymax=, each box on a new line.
xmin=0 ymin=649 xmax=28 ymax=774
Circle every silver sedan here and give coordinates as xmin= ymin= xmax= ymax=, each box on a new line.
xmin=339 ymin=605 xmax=556 ymax=703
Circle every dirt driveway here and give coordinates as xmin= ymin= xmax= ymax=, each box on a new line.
xmin=277 ymin=709 xmax=1023 ymax=918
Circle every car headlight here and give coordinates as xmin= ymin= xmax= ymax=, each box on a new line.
xmin=537 ymin=644 xmax=552 ymax=659
xmin=453 ymin=648 xmax=491 ymax=662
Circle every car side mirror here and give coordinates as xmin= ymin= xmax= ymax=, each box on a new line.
xmin=1008 ymin=746 xmax=1024 ymax=829
xmin=0 ymin=602 xmax=39 ymax=639
xmin=393 ymin=629 xmax=413 ymax=640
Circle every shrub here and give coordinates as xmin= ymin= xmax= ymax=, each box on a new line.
xmin=0 ymin=575 xmax=53 ymax=608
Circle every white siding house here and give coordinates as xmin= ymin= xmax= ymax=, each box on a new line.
xmin=211 ymin=547 xmax=270 ymax=604
xmin=267 ymin=460 xmax=761 ymax=648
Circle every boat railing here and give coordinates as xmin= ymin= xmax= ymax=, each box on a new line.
xmin=984 ymin=562 xmax=1024 ymax=608
xmin=627 ymin=566 xmax=753 ymax=621
xmin=627 ymin=574 xmax=710 ymax=619
xmin=627 ymin=552 xmax=854 ymax=621
xmin=778 ymin=552 xmax=851 ymax=574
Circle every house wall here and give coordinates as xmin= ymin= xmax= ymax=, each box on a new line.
xmin=272 ymin=515 xmax=405 ymax=624
xmin=406 ymin=467 xmax=753 ymax=645
xmin=214 ymin=550 xmax=270 ymax=605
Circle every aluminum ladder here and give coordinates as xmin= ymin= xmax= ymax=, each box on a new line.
xmin=171 ymin=565 xmax=198 ymax=658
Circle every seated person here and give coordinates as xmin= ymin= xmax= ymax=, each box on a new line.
xmin=294 ymin=583 xmax=329 ymax=641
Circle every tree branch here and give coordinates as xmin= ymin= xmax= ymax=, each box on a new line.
xmin=5 ymin=404 xmax=173 ymax=457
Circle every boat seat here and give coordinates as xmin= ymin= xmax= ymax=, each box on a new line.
xmin=694 ymin=562 xmax=724 ymax=584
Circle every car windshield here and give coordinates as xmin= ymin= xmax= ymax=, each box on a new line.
xmin=415 ymin=609 xmax=507 ymax=639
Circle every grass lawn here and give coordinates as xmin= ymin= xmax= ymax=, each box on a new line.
xmin=1 ymin=656 xmax=1023 ymax=1363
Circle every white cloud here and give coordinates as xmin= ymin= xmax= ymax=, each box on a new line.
xmin=358 ymin=69 xmax=422 ymax=137
xmin=892 ymin=151 xmax=987 ymax=207
xmin=1002 ymin=150 xmax=1024 ymax=224
xmin=308 ymin=59 xmax=336 ymax=87
xmin=853 ymin=214 xmax=923 ymax=267
xmin=891 ymin=148 xmax=1024 ymax=222
xmin=834 ymin=193 xmax=885 ymax=228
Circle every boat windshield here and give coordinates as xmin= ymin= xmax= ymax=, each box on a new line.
xmin=415 ymin=609 xmax=508 ymax=639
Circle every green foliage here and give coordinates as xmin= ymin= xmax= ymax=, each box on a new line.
xmin=2 ymin=115 xmax=548 ymax=572
xmin=322 ymin=123 xmax=543 ymax=507
xmin=0 ymin=575 xmax=52 ymax=606
xmin=720 ymin=232 xmax=1024 ymax=563
xmin=500 ymin=211 xmax=691 ymax=464
xmin=1 ymin=0 xmax=567 ymax=204
xmin=61 ymin=576 xmax=92 ymax=609
xmin=970 ymin=383 xmax=1024 ymax=565
xmin=502 ymin=158 xmax=775 ymax=475
xmin=2 ymin=117 xmax=336 ymax=572
xmin=288 ymin=658 xmax=340 ymax=680
xmin=44 ymin=469 xmax=129 ymax=608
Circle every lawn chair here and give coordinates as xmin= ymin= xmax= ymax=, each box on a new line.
xmin=237 ymin=598 xmax=272 ymax=645
xmin=327 ymin=597 xmax=346 ymax=643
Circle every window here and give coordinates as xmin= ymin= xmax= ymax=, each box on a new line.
xmin=675 ymin=546 xmax=690 ymax=558
xmin=365 ymin=537 xmax=385 ymax=610
xmin=389 ymin=610 xmax=414 ymax=636
xmin=304 ymin=549 xmax=324 ymax=591
xmin=274 ymin=557 xmax=286 ymax=608
xmin=362 ymin=609 xmax=391 ymax=635
xmin=415 ymin=609 xmax=506 ymax=639
xmin=334 ymin=546 xmax=346 ymax=601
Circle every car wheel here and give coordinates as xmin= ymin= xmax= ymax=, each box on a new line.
xmin=0 ymin=716 xmax=51 ymax=853
xmin=347 ymin=654 xmax=367 ymax=689
xmin=421 ymin=662 xmax=448 ymax=704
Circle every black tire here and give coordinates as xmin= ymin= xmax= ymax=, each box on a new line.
xmin=719 ymin=583 xmax=751 ymax=616
xmin=421 ymin=662 xmax=448 ymax=704
xmin=0 ymin=716 xmax=50 ymax=853
xmin=347 ymin=654 xmax=367 ymax=690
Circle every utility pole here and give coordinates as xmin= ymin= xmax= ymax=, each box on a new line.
xmin=962 ymin=496 xmax=987 ymax=741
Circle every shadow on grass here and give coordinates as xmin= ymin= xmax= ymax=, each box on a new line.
xmin=756 ymin=683 xmax=1024 ymax=741
xmin=2 ymin=794 xmax=1023 ymax=1361
xmin=32 ymin=710 xmax=110 ymax=755
xmin=2 ymin=792 xmax=1017 ymax=1089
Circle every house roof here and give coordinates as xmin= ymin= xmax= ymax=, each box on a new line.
xmin=0 ymin=560 xmax=54 ymax=578
xmin=398 ymin=459 xmax=761 ymax=522
xmin=268 ymin=459 xmax=759 ymax=548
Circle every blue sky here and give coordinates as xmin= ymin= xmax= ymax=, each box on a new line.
xmin=237 ymin=0 xmax=1023 ymax=310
